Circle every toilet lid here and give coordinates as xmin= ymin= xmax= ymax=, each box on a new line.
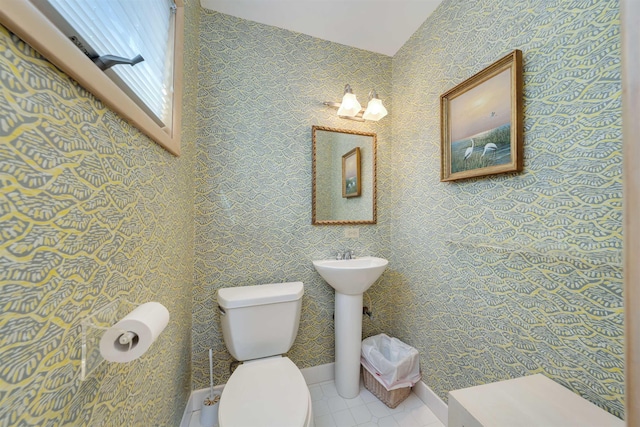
xmin=219 ymin=357 xmax=309 ymax=427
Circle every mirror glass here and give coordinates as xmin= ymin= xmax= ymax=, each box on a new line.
xmin=312 ymin=126 xmax=377 ymax=225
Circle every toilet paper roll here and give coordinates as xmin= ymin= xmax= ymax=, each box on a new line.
xmin=99 ymin=302 xmax=170 ymax=363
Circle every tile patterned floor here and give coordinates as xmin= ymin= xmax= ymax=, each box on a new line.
xmin=188 ymin=380 xmax=444 ymax=427
xmin=310 ymin=380 xmax=444 ymax=427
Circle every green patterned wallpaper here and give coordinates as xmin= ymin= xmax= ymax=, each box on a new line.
xmin=389 ymin=0 xmax=623 ymax=417
xmin=193 ymin=11 xmax=393 ymax=389
xmin=2 ymin=0 xmax=621 ymax=422
xmin=0 ymin=0 xmax=199 ymax=423
xmin=193 ymin=6 xmax=623 ymax=418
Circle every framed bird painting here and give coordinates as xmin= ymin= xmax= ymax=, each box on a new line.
xmin=440 ymin=49 xmax=523 ymax=181
xmin=342 ymin=147 xmax=361 ymax=198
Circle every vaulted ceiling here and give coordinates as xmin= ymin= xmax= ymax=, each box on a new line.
xmin=199 ymin=0 xmax=444 ymax=56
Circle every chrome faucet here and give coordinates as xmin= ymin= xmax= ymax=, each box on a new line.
xmin=335 ymin=249 xmax=355 ymax=260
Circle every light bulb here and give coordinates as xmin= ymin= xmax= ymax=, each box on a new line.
xmin=363 ymin=97 xmax=387 ymax=121
xmin=337 ymin=92 xmax=362 ymax=117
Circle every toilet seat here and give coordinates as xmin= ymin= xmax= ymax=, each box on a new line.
xmin=219 ymin=357 xmax=311 ymax=427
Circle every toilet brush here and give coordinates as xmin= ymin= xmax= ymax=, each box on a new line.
xmin=200 ymin=349 xmax=220 ymax=427
xmin=207 ymin=348 xmax=215 ymax=402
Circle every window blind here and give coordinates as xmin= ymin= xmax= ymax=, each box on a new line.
xmin=42 ymin=0 xmax=175 ymax=126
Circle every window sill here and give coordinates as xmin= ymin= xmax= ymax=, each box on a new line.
xmin=0 ymin=0 xmax=184 ymax=156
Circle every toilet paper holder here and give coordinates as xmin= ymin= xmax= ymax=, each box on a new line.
xmin=81 ymin=299 xmax=137 ymax=381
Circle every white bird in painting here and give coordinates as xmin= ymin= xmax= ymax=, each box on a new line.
xmin=482 ymin=143 xmax=497 ymax=157
xmin=464 ymin=138 xmax=475 ymax=160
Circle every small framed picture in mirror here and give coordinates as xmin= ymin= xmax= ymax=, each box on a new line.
xmin=342 ymin=147 xmax=361 ymax=198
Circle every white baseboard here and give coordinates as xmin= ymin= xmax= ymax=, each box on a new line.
xmin=180 ymin=384 xmax=225 ymax=427
xmin=179 ymin=389 xmax=195 ymax=427
xmin=179 ymin=392 xmax=192 ymax=427
xmin=301 ymin=362 xmax=334 ymax=385
xmin=301 ymin=363 xmax=449 ymax=426
xmin=413 ymin=380 xmax=448 ymax=426
xmin=190 ymin=384 xmax=225 ymax=412
xmin=180 ymin=363 xmax=335 ymax=427
xmin=180 ymin=364 xmax=448 ymax=427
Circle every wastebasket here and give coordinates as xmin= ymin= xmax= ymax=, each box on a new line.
xmin=361 ymin=334 xmax=421 ymax=408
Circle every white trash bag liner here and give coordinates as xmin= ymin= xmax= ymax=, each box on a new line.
xmin=361 ymin=333 xmax=421 ymax=390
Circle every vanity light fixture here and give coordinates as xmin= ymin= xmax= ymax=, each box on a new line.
xmin=362 ymin=90 xmax=388 ymax=121
xmin=336 ymin=84 xmax=362 ymax=117
xmin=323 ymin=84 xmax=387 ymax=122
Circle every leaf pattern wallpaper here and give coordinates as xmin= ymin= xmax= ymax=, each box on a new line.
xmin=0 ymin=0 xmax=200 ymax=425
xmin=389 ymin=0 xmax=623 ymax=417
xmin=0 ymin=0 xmax=624 ymax=424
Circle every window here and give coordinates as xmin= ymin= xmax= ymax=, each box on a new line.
xmin=37 ymin=0 xmax=176 ymax=127
xmin=0 ymin=0 xmax=183 ymax=155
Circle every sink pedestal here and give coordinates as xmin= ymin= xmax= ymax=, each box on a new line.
xmin=312 ymin=257 xmax=389 ymax=399
xmin=334 ymin=292 xmax=363 ymax=398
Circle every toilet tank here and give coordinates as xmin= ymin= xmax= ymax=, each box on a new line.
xmin=217 ymin=282 xmax=304 ymax=361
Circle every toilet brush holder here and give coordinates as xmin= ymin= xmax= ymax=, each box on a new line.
xmin=199 ymin=394 xmax=220 ymax=427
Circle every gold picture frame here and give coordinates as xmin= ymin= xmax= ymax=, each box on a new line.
xmin=342 ymin=147 xmax=361 ymax=198
xmin=440 ymin=49 xmax=523 ymax=181
xmin=311 ymin=126 xmax=377 ymax=225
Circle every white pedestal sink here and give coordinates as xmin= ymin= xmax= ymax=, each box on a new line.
xmin=312 ymin=257 xmax=388 ymax=398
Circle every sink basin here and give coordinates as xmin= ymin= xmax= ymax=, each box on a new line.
xmin=312 ymin=256 xmax=388 ymax=295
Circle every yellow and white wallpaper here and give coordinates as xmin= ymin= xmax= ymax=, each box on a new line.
xmin=0 ymin=0 xmax=624 ymax=423
xmin=193 ymin=11 xmax=393 ymax=389
xmin=194 ymin=2 xmax=623 ymax=417
xmin=0 ymin=0 xmax=199 ymax=424
xmin=390 ymin=0 xmax=623 ymax=417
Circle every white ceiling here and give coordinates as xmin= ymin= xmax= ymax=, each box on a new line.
xmin=199 ymin=1 xmax=444 ymax=56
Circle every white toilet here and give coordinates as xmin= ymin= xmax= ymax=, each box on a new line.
xmin=216 ymin=281 xmax=314 ymax=427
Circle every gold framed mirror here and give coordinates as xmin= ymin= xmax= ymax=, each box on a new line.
xmin=312 ymin=126 xmax=377 ymax=225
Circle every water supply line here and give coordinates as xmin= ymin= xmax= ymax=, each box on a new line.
xmin=363 ymin=292 xmax=373 ymax=319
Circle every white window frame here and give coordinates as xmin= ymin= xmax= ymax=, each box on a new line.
xmin=0 ymin=0 xmax=184 ymax=156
